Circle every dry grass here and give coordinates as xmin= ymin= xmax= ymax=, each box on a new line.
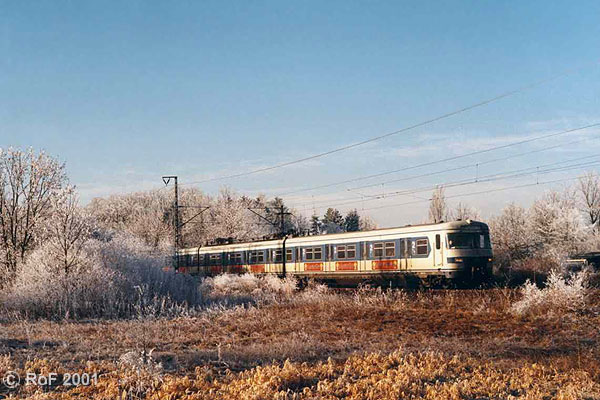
xmin=1 ymin=281 xmax=599 ymax=399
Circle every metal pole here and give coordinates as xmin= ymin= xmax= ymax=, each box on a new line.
xmin=174 ymin=176 xmax=179 ymax=252
xmin=162 ymin=175 xmax=179 ymax=272
xmin=282 ymin=235 xmax=288 ymax=277
xmin=280 ymin=204 xmax=285 ymax=238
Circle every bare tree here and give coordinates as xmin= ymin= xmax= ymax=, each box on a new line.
xmin=578 ymin=172 xmax=600 ymax=230
xmin=489 ymin=203 xmax=532 ymax=265
xmin=43 ymin=187 xmax=93 ymax=275
xmin=428 ymin=186 xmax=447 ymax=223
xmin=359 ymin=215 xmax=378 ymax=231
xmin=207 ymin=188 xmax=267 ymax=242
xmin=88 ymin=189 xmax=172 ymax=250
xmin=528 ymin=190 xmax=586 ymax=261
xmin=450 ymin=202 xmax=481 ymax=221
xmin=0 ymin=148 xmax=66 ymax=286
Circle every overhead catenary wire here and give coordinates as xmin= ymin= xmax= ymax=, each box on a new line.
xmin=347 ymin=133 xmax=600 ymax=192
xmin=285 ymin=132 xmax=600 ymax=207
xmin=279 ymin=122 xmax=600 ymax=197
xmin=360 ymin=174 xmax=590 ymax=213
xmin=286 ymin=155 xmax=600 ymax=211
xmin=180 ymin=67 xmax=588 ymax=186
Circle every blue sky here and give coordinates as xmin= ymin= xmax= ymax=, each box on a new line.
xmin=1 ymin=1 xmax=599 ymax=226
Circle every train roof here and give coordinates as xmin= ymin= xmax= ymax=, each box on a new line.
xmin=180 ymin=220 xmax=488 ymax=254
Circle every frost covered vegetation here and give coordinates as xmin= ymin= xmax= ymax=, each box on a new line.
xmin=511 ymin=270 xmax=591 ymax=317
xmin=1 ymin=276 xmax=599 ymax=399
xmin=0 ymin=148 xmax=376 ymax=319
xmin=488 ymin=175 xmax=600 ymax=284
xmin=2 ymin=147 xmax=600 ymax=397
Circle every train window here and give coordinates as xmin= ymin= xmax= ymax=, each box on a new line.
xmin=305 ymin=248 xmax=313 ymax=260
xmin=385 ymin=242 xmax=395 ymax=257
xmin=373 ymin=243 xmax=384 ymax=258
xmin=337 ymin=245 xmax=346 ymax=259
xmin=249 ymin=251 xmax=265 ymax=263
xmin=436 ymin=234 xmax=441 ymax=250
xmin=347 ymin=244 xmax=356 ymax=259
xmin=286 ymin=249 xmax=293 ymax=262
xmin=336 ymin=245 xmax=355 ymax=259
xmin=273 ymin=249 xmax=283 ymax=263
xmin=479 ymin=235 xmax=485 ymax=249
xmin=314 ymin=247 xmax=323 ymax=260
xmin=305 ymin=247 xmax=323 ymax=261
xmin=209 ymin=254 xmax=221 ymax=265
xmin=416 ymin=239 xmax=429 ymax=255
xmin=447 ymin=233 xmax=491 ymax=249
xmin=231 ymin=253 xmax=243 ymax=264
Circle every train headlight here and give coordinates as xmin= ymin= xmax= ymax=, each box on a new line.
xmin=488 ymin=258 xmax=493 ymax=262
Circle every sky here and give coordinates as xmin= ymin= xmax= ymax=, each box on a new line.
xmin=1 ymin=1 xmax=600 ymax=227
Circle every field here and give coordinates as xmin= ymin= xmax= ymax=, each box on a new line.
xmin=1 ymin=282 xmax=600 ymax=399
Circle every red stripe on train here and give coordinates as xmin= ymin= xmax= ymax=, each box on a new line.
xmin=250 ymin=264 xmax=265 ymax=273
xmin=372 ymin=260 xmax=398 ymax=270
xmin=305 ymin=262 xmax=323 ymax=271
xmin=336 ymin=261 xmax=357 ymax=271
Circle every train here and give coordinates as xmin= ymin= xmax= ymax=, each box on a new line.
xmin=174 ymin=220 xmax=493 ymax=287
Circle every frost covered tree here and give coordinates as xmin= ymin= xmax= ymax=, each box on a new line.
xmin=489 ymin=203 xmax=533 ymax=266
xmin=88 ymin=187 xmax=212 ymax=250
xmin=449 ymin=202 xmax=481 ymax=221
xmin=88 ymin=189 xmax=173 ymax=250
xmin=577 ymin=172 xmax=600 ymax=230
xmin=43 ymin=187 xmax=94 ymax=275
xmin=428 ymin=186 xmax=447 ymax=223
xmin=0 ymin=148 xmax=67 ymax=286
xmin=290 ymin=214 xmax=309 ymax=236
xmin=359 ymin=215 xmax=378 ymax=231
xmin=207 ymin=188 xmax=267 ymax=242
xmin=528 ymin=191 xmax=587 ymax=262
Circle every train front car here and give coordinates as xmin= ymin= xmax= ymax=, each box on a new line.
xmin=443 ymin=220 xmax=493 ymax=285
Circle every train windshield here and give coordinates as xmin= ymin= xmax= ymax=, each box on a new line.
xmin=447 ymin=233 xmax=491 ymax=249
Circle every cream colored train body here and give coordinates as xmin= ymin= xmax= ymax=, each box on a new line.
xmin=176 ymin=220 xmax=493 ymax=285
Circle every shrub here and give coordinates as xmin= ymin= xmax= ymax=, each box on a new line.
xmin=511 ymin=270 xmax=589 ymax=318
xmin=1 ymin=233 xmax=202 ymax=320
xmin=199 ymin=273 xmax=297 ymax=305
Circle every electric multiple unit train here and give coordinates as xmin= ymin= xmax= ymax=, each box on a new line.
xmin=174 ymin=220 xmax=493 ymax=286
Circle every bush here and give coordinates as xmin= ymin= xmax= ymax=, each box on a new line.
xmin=1 ymin=233 xmax=202 ymax=320
xmin=199 ymin=273 xmax=297 ymax=305
xmin=511 ymin=270 xmax=589 ymax=318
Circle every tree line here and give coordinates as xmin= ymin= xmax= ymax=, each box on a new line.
xmin=2 ymin=146 xmax=600 ymax=318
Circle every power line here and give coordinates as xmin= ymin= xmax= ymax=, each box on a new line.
xmin=361 ymin=174 xmax=588 ymax=213
xmin=288 ymin=155 xmax=600 ymax=211
xmin=279 ymin=122 xmax=600 ymax=197
xmin=348 ymin=133 xmax=600 ymax=192
xmin=285 ymin=133 xmax=600 ymax=207
xmin=181 ymin=69 xmax=585 ymax=186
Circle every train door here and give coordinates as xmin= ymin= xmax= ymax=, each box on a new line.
xmin=406 ymin=238 xmax=413 ymax=271
xmin=399 ymin=239 xmax=407 ymax=270
xmin=360 ymin=241 xmax=367 ymax=272
xmin=433 ymin=234 xmax=443 ymax=267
